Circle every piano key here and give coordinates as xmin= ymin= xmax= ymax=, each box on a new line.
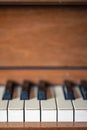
xmin=41 ymin=87 xmax=56 ymax=122
xmin=63 ymin=80 xmax=74 ymax=100
xmin=8 ymin=86 xmax=24 ymax=122
xmin=38 ymin=80 xmax=47 ymax=100
xmin=3 ymin=81 xmax=15 ymax=100
xmin=0 ymin=86 xmax=8 ymax=122
xmin=72 ymin=86 xmax=87 ymax=122
xmin=80 ymin=80 xmax=87 ymax=99
xmin=25 ymin=86 xmax=40 ymax=122
xmin=0 ymin=85 xmax=5 ymax=99
xmin=20 ymin=80 xmax=30 ymax=100
xmin=0 ymin=100 xmax=8 ymax=122
xmin=55 ymin=86 xmax=73 ymax=122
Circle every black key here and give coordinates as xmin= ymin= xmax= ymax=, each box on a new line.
xmin=3 ymin=80 xmax=15 ymax=100
xmin=20 ymin=80 xmax=30 ymax=100
xmin=38 ymin=80 xmax=47 ymax=100
xmin=80 ymin=80 xmax=87 ymax=100
xmin=63 ymin=80 xmax=74 ymax=100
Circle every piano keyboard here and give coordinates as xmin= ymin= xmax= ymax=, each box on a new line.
xmin=0 ymin=80 xmax=87 ymax=122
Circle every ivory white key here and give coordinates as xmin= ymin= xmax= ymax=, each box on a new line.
xmin=0 ymin=86 xmax=5 ymax=100
xmin=55 ymin=86 xmax=73 ymax=122
xmin=8 ymin=86 xmax=24 ymax=122
xmin=41 ymin=87 xmax=56 ymax=122
xmin=25 ymin=86 xmax=40 ymax=122
xmin=72 ymin=86 xmax=87 ymax=122
xmin=0 ymin=86 xmax=8 ymax=122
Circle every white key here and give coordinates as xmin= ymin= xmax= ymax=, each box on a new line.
xmin=55 ymin=86 xmax=73 ymax=122
xmin=72 ymin=87 xmax=87 ymax=122
xmin=41 ymin=87 xmax=56 ymax=122
xmin=0 ymin=86 xmax=8 ymax=122
xmin=8 ymin=86 xmax=24 ymax=122
xmin=25 ymin=87 xmax=40 ymax=122
xmin=0 ymin=86 xmax=5 ymax=100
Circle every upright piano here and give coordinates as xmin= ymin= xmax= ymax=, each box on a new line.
xmin=0 ymin=1 xmax=87 ymax=130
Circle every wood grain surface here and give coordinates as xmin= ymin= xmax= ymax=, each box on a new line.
xmin=0 ymin=7 xmax=87 ymax=67
xmin=0 ymin=122 xmax=87 ymax=130
xmin=0 ymin=69 xmax=87 ymax=84
xmin=0 ymin=0 xmax=87 ymax=5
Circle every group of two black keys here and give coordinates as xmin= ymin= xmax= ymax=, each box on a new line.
xmin=63 ymin=80 xmax=87 ymax=100
xmin=2 ymin=80 xmax=87 ymax=101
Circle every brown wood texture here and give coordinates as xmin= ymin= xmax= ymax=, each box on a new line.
xmin=0 ymin=122 xmax=87 ymax=130
xmin=0 ymin=7 xmax=87 ymax=67
xmin=0 ymin=69 xmax=87 ymax=84
xmin=0 ymin=0 xmax=87 ymax=5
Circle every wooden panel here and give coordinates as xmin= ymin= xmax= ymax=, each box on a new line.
xmin=0 ymin=69 xmax=87 ymax=84
xmin=0 ymin=7 xmax=87 ymax=67
xmin=0 ymin=122 xmax=87 ymax=130
xmin=0 ymin=0 xmax=87 ymax=5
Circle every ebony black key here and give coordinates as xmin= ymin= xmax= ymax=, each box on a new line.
xmin=20 ymin=80 xmax=30 ymax=100
xmin=38 ymin=80 xmax=47 ymax=100
xmin=80 ymin=80 xmax=87 ymax=100
xmin=63 ymin=80 xmax=74 ymax=100
xmin=3 ymin=80 xmax=15 ymax=100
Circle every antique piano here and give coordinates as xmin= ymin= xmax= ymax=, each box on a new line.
xmin=0 ymin=0 xmax=87 ymax=130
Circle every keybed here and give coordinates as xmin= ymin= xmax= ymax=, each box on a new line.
xmin=0 ymin=80 xmax=87 ymax=122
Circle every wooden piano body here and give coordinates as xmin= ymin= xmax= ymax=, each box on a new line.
xmin=0 ymin=2 xmax=87 ymax=130
xmin=0 ymin=0 xmax=87 ymax=5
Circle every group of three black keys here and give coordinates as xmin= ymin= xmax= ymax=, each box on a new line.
xmin=2 ymin=80 xmax=87 ymax=101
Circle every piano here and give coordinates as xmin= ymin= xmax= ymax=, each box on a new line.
xmin=0 ymin=1 xmax=87 ymax=130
